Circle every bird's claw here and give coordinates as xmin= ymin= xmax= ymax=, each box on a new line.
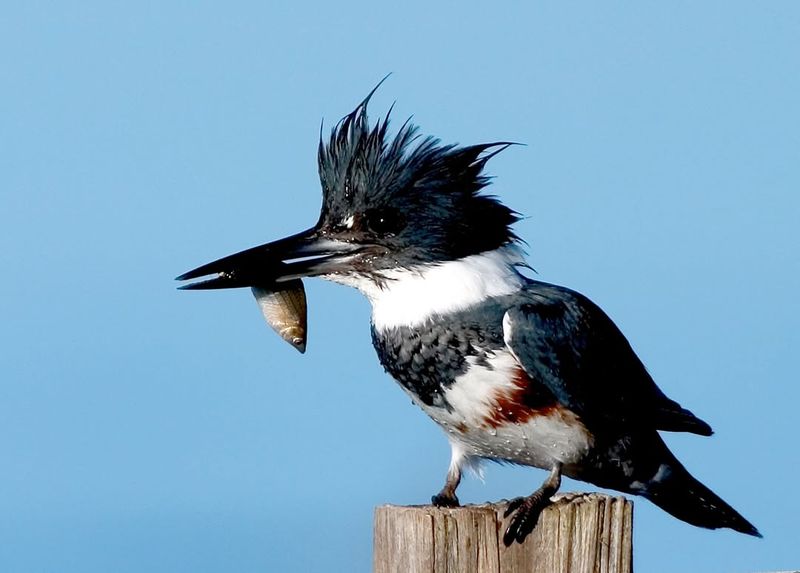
xmin=431 ymin=492 xmax=460 ymax=507
xmin=502 ymin=492 xmax=551 ymax=546
xmin=503 ymin=496 xmax=526 ymax=517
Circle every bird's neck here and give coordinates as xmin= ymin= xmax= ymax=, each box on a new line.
xmin=332 ymin=246 xmax=527 ymax=332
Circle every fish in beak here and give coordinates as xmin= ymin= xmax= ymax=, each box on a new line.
xmin=176 ymin=228 xmax=362 ymax=353
xmin=251 ymin=281 xmax=308 ymax=353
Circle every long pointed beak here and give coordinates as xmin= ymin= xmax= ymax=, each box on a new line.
xmin=175 ymin=228 xmax=361 ymax=290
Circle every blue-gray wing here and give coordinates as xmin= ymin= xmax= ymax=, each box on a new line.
xmin=503 ymin=284 xmax=712 ymax=435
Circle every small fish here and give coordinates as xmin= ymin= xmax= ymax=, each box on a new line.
xmin=251 ymin=279 xmax=307 ymax=353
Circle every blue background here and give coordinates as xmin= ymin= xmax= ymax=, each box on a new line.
xmin=2 ymin=2 xmax=798 ymax=572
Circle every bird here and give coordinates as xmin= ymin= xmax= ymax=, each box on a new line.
xmin=176 ymin=85 xmax=760 ymax=545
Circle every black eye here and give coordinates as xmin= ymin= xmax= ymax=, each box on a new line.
xmin=364 ymin=207 xmax=405 ymax=236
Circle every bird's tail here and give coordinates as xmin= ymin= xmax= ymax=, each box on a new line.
xmin=640 ymin=457 xmax=761 ymax=537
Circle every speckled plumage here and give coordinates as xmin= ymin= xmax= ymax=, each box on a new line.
xmin=371 ymin=296 xmax=506 ymax=408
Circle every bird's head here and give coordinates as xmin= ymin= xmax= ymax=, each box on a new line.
xmin=177 ymin=89 xmax=520 ymax=292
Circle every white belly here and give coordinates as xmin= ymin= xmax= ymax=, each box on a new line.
xmin=450 ymin=409 xmax=593 ymax=469
xmin=414 ymin=350 xmax=594 ymax=469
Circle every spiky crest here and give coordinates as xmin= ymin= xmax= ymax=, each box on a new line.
xmin=315 ymin=84 xmax=521 ymax=263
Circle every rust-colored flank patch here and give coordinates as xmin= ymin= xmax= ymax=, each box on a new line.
xmin=482 ymin=367 xmax=559 ymax=429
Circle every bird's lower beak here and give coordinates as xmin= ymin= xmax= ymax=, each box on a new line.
xmin=175 ymin=228 xmax=361 ymax=290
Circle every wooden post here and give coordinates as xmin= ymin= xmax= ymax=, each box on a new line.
xmin=373 ymin=493 xmax=632 ymax=573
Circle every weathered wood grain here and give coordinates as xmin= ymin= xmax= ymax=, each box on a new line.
xmin=373 ymin=493 xmax=632 ymax=573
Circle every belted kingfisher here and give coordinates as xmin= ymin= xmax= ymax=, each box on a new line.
xmin=177 ymin=87 xmax=760 ymax=544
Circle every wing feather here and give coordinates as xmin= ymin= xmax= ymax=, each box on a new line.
xmin=503 ymin=284 xmax=712 ymax=436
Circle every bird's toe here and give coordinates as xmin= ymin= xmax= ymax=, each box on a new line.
xmin=502 ymin=491 xmax=554 ymax=546
xmin=431 ymin=492 xmax=460 ymax=507
xmin=503 ymin=501 xmax=541 ymax=546
xmin=503 ymin=496 xmax=526 ymax=517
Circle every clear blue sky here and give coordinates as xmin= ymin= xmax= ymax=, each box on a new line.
xmin=1 ymin=2 xmax=798 ymax=572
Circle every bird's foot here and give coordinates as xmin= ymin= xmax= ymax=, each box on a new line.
xmin=431 ymin=492 xmax=460 ymax=508
xmin=502 ymin=489 xmax=553 ymax=546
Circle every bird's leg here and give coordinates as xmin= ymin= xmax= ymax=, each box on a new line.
xmin=431 ymin=444 xmax=464 ymax=507
xmin=431 ymin=465 xmax=461 ymax=507
xmin=502 ymin=464 xmax=562 ymax=546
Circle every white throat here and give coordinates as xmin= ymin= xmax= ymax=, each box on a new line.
xmin=327 ymin=246 xmax=526 ymax=331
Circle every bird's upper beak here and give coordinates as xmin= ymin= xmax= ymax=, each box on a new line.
xmin=175 ymin=227 xmax=362 ymax=290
